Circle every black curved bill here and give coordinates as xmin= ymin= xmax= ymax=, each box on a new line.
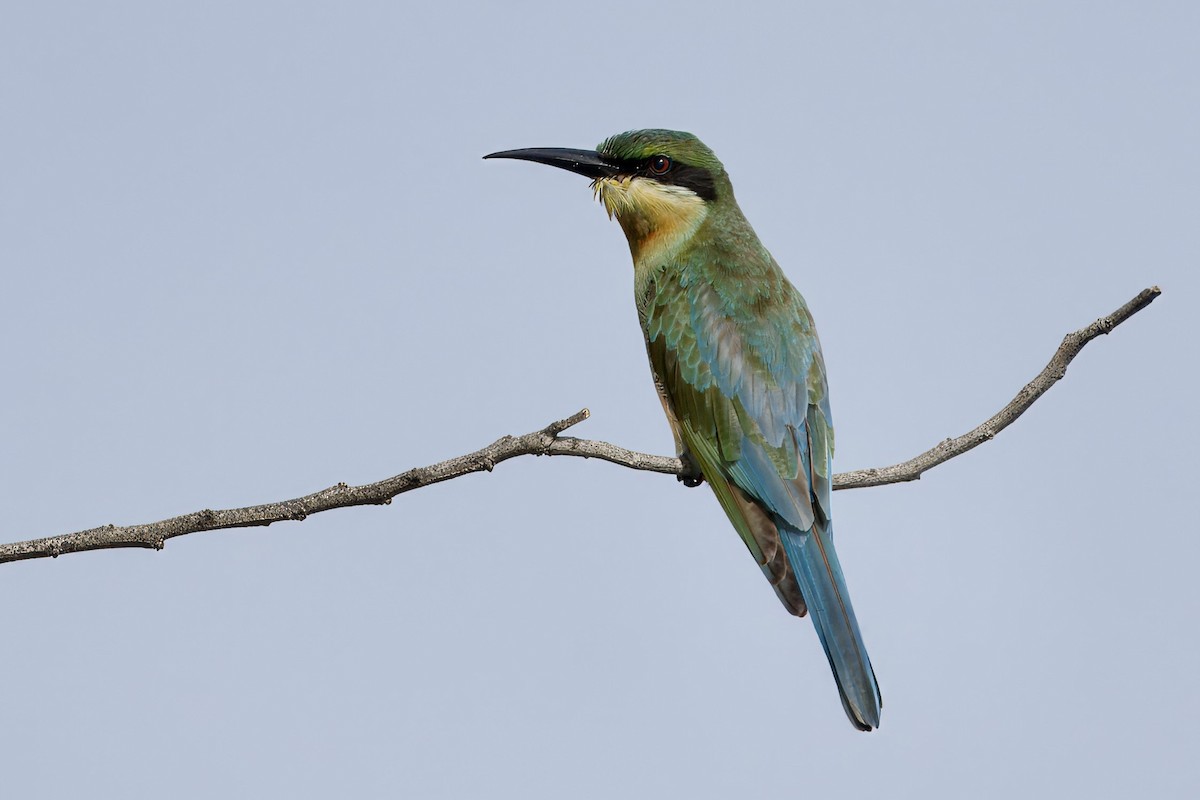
xmin=483 ymin=147 xmax=622 ymax=179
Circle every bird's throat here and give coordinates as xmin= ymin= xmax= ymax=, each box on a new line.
xmin=593 ymin=176 xmax=709 ymax=268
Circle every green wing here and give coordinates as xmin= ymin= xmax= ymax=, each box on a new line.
xmin=639 ymin=249 xmax=830 ymax=616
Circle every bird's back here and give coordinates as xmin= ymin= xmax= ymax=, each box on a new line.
xmin=636 ymin=209 xmax=881 ymax=730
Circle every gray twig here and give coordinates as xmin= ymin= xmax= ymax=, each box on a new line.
xmin=0 ymin=287 xmax=1160 ymax=565
xmin=833 ymin=285 xmax=1161 ymax=489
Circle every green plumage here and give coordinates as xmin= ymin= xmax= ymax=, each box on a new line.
xmin=636 ymin=197 xmax=825 ymax=611
xmin=486 ymin=129 xmax=881 ymax=731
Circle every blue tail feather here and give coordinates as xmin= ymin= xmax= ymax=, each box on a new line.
xmin=778 ymin=519 xmax=882 ymax=731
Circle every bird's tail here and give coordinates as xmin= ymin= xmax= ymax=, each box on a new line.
xmin=779 ymin=519 xmax=882 ymax=731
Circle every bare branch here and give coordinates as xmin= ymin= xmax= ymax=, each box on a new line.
xmin=0 ymin=287 xmax=1160 ymax=565
xmin=0 ymin=409 xmax=593 ymax=565
xmin=833 ymin=285 xmax=1162 ymax=489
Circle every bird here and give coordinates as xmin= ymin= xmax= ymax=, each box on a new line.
xmin=484 ymin=130 xmax=881 ymax=731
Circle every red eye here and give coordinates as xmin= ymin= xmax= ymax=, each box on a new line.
xmin=648 ymin=155 xmax=671 ymax=175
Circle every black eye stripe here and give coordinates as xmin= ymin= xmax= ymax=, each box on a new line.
xmin=659 ymin=163 xmax=717 ymax=202
xmin=608 ymin=156 xmax=719 ymax=202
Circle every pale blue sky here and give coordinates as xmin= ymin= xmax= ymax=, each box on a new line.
xmin=2 ymin=2 xmax=1197 ymax=797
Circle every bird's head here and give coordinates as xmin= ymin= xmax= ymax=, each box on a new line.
xmin=485 ymin=129 xmax=730 ymax=262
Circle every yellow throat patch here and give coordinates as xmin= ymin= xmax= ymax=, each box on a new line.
xmin=592 ymin=176 xmax=708 ymax=266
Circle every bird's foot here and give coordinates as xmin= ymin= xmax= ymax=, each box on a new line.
xmin=677 ymin=453 xmax=705 ymax=488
